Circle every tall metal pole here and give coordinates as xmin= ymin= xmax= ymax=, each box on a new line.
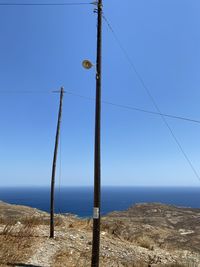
xmin=91 ymin=0 xmax=103 ymax=266
xmin=50 ymin=87 xmax=64 ymax=238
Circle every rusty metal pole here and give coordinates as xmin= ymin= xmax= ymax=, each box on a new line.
xmin=91 ymin=0 xmax=103 ymax=266
xmin=50 ymin=87 xmax=64 ymax=238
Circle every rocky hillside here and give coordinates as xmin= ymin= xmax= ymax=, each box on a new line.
xmin=0 ymin=201 xmax=200 ymax=266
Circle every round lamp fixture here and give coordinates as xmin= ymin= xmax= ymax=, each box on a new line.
xmin=82 ymin=60 xmax=93 ymax=70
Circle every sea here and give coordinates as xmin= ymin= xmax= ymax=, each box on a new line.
xmin=0 ymin=186 xmax=200 ymax=217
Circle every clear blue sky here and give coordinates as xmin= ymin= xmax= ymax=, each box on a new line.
xmin=0 ymin=0 xmax=200 ymax=187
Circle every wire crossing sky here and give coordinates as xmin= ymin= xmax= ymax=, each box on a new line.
xmin=0 ymin=2 xmax=93 ymax=6
xmin=0 ymin=0 xmax=200 ymax=187
xmin=103 ymin=13 xmax=200 ymax=182
xmin=1 ymin=89 xmax=200 ymax=124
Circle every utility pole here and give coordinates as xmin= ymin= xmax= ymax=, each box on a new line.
xmin=91 ymin=0 xmax=103 ymax=266
xmin=50 ymin=87 xmax=64 ymax=238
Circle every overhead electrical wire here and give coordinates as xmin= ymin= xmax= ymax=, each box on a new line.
xmin=0 ymin=90 xmax=51 ymax=93
xmin=64 ymin=90 xmax=200 ymax=125
xmin=0 ymin=89 xmax=200 ymax=125
xmin=104 ymin=101 xmax=200 ymax=125
xmin=0 ymin=2 xmax=94 ymax=6
xmin=102 ymin=13 xmax=200 ymax=182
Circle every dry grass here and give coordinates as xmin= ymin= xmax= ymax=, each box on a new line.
xmin=135 ymin=235 xmax=154 ymax=250
xmin=53 ymin=249 xmax=151 ymax=267
xmin=0 ymin=214 xmax=67 ymax=266
xmin=23 ymin=215 xmax=64 ymax=227
xmin=0 ymin=214 xmax=65 ymax=267
xmin=0 ymin=214 xmax=64 ymax=227
xmin=0 ymin=219 xmax=37 ymax=266
xmin=52 ymin=248 xmax=91 ymax=267
xmin=164 ymin=264 xmax=195 ymax=267
xmin=126 ymin=262 xmax=191 ymax=267
xmin=68 ymin=218 xmax=92 ymax=230
xmin=0 ymin=216 xmax=16 ymax=225
xmin=124 ymin=262 xmax=147 ymax=267
xmin=160 ymin=264 xmax=186 ymax=267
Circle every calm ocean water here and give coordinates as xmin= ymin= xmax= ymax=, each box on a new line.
xmin=0 ymin=187 xmax=200 ymax=217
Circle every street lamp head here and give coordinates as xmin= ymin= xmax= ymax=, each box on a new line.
xmin=82 ymin=60 xmax=93 ymax=70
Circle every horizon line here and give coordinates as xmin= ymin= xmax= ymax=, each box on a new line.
xmin=1 ymin=185 xmax=200 ymax=188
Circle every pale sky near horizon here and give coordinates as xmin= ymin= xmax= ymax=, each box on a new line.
xmin=1 ymin=0 xmax=200 ymax=187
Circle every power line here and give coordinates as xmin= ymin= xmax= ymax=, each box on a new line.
xmin=104 ymin=101 xmax=200 ymax=124
xmin=0 ymin=2 xmax=94 ymax=6
xmin=0 ymin=90 xmax=51 ymax=93
xmin=64 ymin=90 xmax=200 ymax=125
xmin=1 ymin=89 xmax=200 ymax=125
xmin=103 ymin=13 xmax=200 ymax=182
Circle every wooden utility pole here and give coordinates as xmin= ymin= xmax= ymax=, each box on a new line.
xmin=91 ymin=0 xmax=103 ymax=266
xmin=50 ymin=87 xmax=64 ymax=238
